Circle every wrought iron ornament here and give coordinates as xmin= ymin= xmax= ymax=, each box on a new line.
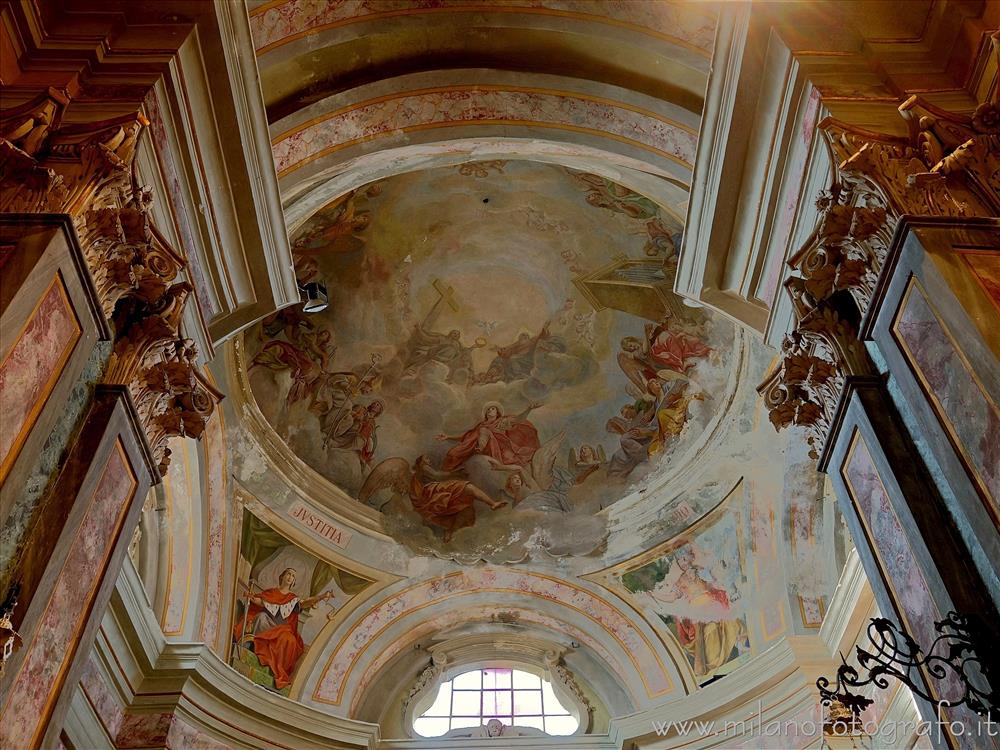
xmin=817 ymin=612 xmax=998 ymax=719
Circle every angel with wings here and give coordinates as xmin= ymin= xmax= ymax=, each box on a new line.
xmin=618 ymin=316 xmax=711 ymax=401
xmin=291 ymin=192 xmax=371 ymax=282
xmin=486 ymin=432 xmax=583 ymax=513
xmin=358 ymin=455 xmax=506 ymax=542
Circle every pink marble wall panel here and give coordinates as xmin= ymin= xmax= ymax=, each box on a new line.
xmin=116 ymin=713 xmax=174 ymax=749
xmin=271 ymin=88 xmax=697 ymax=178
xmin=894 ymin=281 xmax=1000 ymax=517
xmin=79 ymin=656 xmax=125 ymax=740
xmin=0 ymin=275 xmax=80 ymax=481
xmin=0 ymin=442 xmax=137 ymax=749
xmin=251 ymin=0 xmax=716 ymax=55
xmin=842 ymin=435 xmax=988 ymax=745
xmin=314 ymin=568 xmax=672 ymax=705
xmin=199 ymin=411 xmax=229 ymax=652
xmin=78 ymin=657 xmax=176 ymax=748
xmin=842 ymin=436 xmax=940 ymax=651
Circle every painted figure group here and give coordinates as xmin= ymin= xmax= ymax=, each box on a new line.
xmin=252 ymin=299 xmax=712 ymax=543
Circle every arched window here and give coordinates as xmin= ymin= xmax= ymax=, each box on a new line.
xmin=413 ymin=667 xmax=580 ymax=737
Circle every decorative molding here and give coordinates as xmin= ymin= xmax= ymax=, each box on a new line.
xmin=758 ymin=92 xmax=1000 ymax=461
xmin=819 ymin=548 xmax=875 ymax=657
xmin=543 ymin=651 xmax=595 ymax=726
xmin=401 ymin=652 xmax=448 ymax=719
xmin=0 ymin=90 xmax=219 ymax=475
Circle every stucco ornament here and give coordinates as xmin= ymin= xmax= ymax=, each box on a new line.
xmin=760 ymin=96 xmax=1000 ymax=460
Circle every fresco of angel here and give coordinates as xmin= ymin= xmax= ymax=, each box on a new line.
xmin=618 ymin=316 xmax=711 ymax=401
xmin=358 ymin=455 xmax=506 ymax=542
xmin=436 ymin=401 xmax=543 ymax=472
xmin=291 ymin=192 xmax=371 ymax=282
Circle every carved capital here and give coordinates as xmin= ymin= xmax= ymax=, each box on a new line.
xmin=761 ymin=95 xmax=998 ymax=460
xmin=2 ymin=90 xmax=216 ymax=475
xmin=104 ymin=286 xmax=218 ymax=474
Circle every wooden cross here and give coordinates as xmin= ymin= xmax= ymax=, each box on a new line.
xmin=433 ymin=278 xmax=460 ymax=312
xmin=422 ymin=278 xmax=461 ymax=328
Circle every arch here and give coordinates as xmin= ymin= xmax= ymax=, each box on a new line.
xmin=249 ymin=0 xmax=716 ymax=60
xmin=271 ymin=71 xmax=698 ymax=199
xmin=297 ymin=569 xmax=695 ymax=716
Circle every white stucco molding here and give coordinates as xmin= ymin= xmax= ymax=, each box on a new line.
xmin=145 ymin=1 xmax=298 ymax=348
xmin=677 ymin=2 xmax=833 ymax=344
xmin=819 ymin=548 xmax=874 ymax=656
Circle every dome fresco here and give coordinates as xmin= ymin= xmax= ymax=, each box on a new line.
xmin=12 ymin=2 xmax=992 ymax=746
xmin=244 ymin=161 xmax=739 ymax=559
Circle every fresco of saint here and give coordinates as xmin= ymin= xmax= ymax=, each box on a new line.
xmin=234 ymin=568 xmax=332 ymax=690
xmin=359 ymin=456 xmax=507 ymax=542
xmin=639 ymin=546 xmax=746 ymax=679
xmin=230 ymin=511 xmax=371 ymax=694
xmin=621 ymin=512 xmax=749 ymax=683
xmin=618 ymin=317 xmax=711 ymax=400
xmin=475 ymin=323 xmax=566 ymax=385
xmin=324 ymin=399 xmax=384 ymax=469
xmin=606 ymin=400 xmax=658 ymax=477
xmin=437 ymin=402 xmax=543 ymax=471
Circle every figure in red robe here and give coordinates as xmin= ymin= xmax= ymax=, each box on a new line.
xmin=408 ymin=457 xmax=507 ymax=542
xmin=648 ymin=319 xmax=712 ymax=373
xmin=618 ymin=318 xmax=711 ymax=400
xmin=436 ymin=402 xmax=542 ymax=472
xmin=234 ymin=568 xmax=332 ymax=690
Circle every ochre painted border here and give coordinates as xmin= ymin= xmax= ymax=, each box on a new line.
xmin=250 ymin=4 xmax=714 ymax=59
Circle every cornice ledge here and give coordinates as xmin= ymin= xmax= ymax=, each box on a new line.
xmin=608 ymin=636 xmax=818 ymax=746
xmin=378 ymin=735 xmax=618 ymax=750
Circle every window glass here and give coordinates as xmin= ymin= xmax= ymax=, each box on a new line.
xmin=413 ymin=667 xmax=581 ymax=737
